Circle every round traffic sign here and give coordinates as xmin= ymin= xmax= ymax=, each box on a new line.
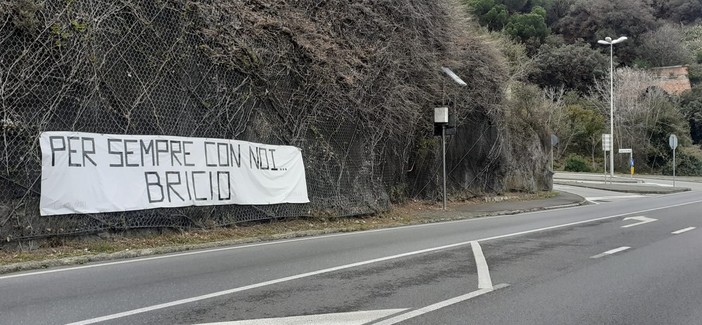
xmin=669 ymin=134 xmax=678 ymax=150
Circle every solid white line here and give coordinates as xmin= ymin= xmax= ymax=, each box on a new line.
xmin=4 ymin=195 xmax=699 ymax=281
xmin=585 ymin=195 xmax=646 ymax=201
xmin=64 ymin=246 xmax=495 ymax=325
xmin=373 ymin=284 xmax=509 ymax=325
xmin=64 ymin=199 xmax=702 ymax=324
xmin=470 ymin=241 xmax=493 ymax=289
xmin=590 ymin=246 xmax=631 ymax=259
xmin=0 ymin=204 xmax=585 ymax=281
xmin=194 ymin=309 xmax=409 ymax=325
xmin=672 ymin=227 xmax=696 ymax=235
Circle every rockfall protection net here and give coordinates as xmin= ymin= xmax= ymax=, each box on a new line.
xmin=0 ymin=0 xmax=520 ymax=242
xmin=0 ymin=0 xmax=426 ymax=241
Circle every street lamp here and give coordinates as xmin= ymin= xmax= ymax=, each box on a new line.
xmin=598 ymin=36 xmax=627 ymax=177
xmin=437 ymin=67 xmax=466 ymax=210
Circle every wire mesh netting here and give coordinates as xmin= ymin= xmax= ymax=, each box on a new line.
xmin=0 ymin=0 xmax=549 ymax=242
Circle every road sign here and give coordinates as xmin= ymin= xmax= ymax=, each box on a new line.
xmin=551 ymin=134 xmax=559 ymax=146
xmin=669 ymin=134 xmax=678 ymax=150
xmin=618 ymin=148 xmax=632 ymax=154
xmin=602 ymin=134 xmax=611 ymax=152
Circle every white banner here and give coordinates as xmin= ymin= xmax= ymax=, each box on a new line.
xmin=40 ymin=132 xmax=309 ymax=216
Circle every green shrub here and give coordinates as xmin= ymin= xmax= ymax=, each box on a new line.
xmin=689 ymin=64 xmax=702 ymax=86
xmin=564 ymin=154 xmax=592 ymax=172
xmin=661 ymin=147 xmax=702 ymax=176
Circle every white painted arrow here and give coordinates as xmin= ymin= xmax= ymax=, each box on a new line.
xmin=621 ymin=216 xmax=658 ymax=228
xmin=194 ymin=309 xmax=408 ymax=325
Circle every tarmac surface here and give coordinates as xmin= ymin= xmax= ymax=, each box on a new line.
xmin=420 ymin=172 xmax=690 ymax=219
xmin=1 ymin=172 xmax=688 ymax=274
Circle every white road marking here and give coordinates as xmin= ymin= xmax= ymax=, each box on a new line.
xmin=62 ymin=199 xmax=702 ymax=324
xmin=644 ymin=181 xmax=674 ymax=187
xmin=590 ymin=246 xmax=631 ymax=259
xmin=193 ymin=309 xmax=408 ymax=325
xmin=621 ymin=216 xmax=658 ymax=228
xmin=585 ymin=195 xmax=646 ymax=201
xmin=373 ymin=284 xmax=509 ymax=325
xmin=470 ymin=241 xmax=493 ymax=289
xmin=4 ymin=196 xmax=700 ymax=281
xmin=672 ymin=227 xmax=696 ymax=235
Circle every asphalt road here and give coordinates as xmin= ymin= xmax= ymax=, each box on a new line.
xmin=2 ymin=181 xmax=702 ymax=324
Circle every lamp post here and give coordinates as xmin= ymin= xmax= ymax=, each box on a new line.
xmin=598 ymin=36 xmax=627 ymax=177
xmin=437 ymin=67 xmax=466 ymax=210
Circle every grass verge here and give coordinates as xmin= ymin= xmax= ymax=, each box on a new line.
xmin=0 ymin=191 xmax=565 ymax=271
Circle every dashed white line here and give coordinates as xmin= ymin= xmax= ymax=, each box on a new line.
xmin=590 ymin=246 xmax=631 ymax=259
xmin=672 ymin=227 xmax=696 ymax=235
xmin=470 ymin=241 xmax=493 ymax=290
xmin=50 ymin=198 xmax=702 ymax=324
xmin=5 ymin=197 xmax=702 ymax=281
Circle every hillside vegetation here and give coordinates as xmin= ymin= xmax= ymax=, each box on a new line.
xmin=466 ymin=0 xmax=702 ymax=174
xmin=0 ymin=0 xmax=548 ymax=241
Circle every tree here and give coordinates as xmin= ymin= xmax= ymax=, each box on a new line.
xmin=545 ymin=89 xmax=606 ymax=168
xmin=499 ymin=0 xmax=529 ymax=12
xmin=469 ymin=0 xmax=509 ymax=31
xmin=591 ymin=68 xmax=690 ymax=171
xmin=490 ymin=31 xmax=533 ymax=82
xmin=543 ymin=0 xmax=575 ymax=25
xmin=482 ymin=4 xmax=509 ymax=31
xmin=565 ymin=104 xmax=605 ymax=167
xmin=638 ymin=24 xmax=695 ymax=67
xmin=555 ymin=0 xmax=657 ymax=64
xmin=683 ymin=25 xmax=702 ymax=64
xmin=528 ymin=41 xmax=608 ymax=93
xmin=680 ymin=87 xmax=702 ymax=143
xmin=503 ymin=6 xmax=549 ymax=49
xmin=651 ymin=0 xmax=702 ymax=24
xmin=469 ymin=0 xmax=497 ymax=17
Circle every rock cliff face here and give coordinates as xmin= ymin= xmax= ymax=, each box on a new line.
xmin=0 ymin=0 xmax=549 ymax=241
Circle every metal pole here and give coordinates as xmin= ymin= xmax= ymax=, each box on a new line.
xmin=604 ymin=151 xmax=607 ymax=183
xmin=550 ymin=142 xmax=554 ymax=172
xmin=629 ymin=150 xmax=634 ymax=178
xmin=673 ymin=148 xmax=676 ymax=188
xmin=609 ymin=43 xmax=615 ymax=178
xmin=442 ymin=125 xmax=447 ymax=210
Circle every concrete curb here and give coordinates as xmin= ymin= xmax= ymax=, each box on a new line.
xmin=555 ymin=177 xmax=642 ymax=184
xmin=555 ymin=180 xmax=691 ymax=194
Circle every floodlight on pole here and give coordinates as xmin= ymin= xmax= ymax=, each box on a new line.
xmin=441 ymin=67 xmax=467 ymax=86
xmin=598 ymin=36 xmax=627 ymax=177
xmin=436 ymin=67 xmax=466 ymax=210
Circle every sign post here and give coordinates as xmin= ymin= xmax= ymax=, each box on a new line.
xmin=435 ymin=107 xmax=449 ymax=210
xmin=551 ymin=134 xmax=559 ymax=172
xmin=669 ymin=134 xmax=678 ymax=187
xmin=618 ymin=148 xmax=633 ymax=178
